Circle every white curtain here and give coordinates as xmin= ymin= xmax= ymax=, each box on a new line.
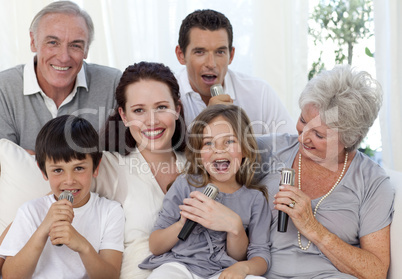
xmin=0 ymin=0 xmax=52 ymax=69
xmin=252 ymin=1 xmax=308 ymax=121
xmin=374 ymin=0 xmax=402 ymax=172
xmin=0 ymin=0 xmax=308 ymax=123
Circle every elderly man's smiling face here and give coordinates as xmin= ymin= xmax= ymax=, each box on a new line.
xmin=30 ymin=13 xmax=89 ymax=97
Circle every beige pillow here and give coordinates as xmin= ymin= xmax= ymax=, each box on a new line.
xmin=0 ymin=139 xmax=50 ymax=235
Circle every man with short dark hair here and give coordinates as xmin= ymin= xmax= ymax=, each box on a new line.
xmin=175 ymin=9 xmax=295 ymax=135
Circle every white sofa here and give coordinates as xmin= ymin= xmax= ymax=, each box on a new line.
xmin=387 ymin=168 xmax=402 ymax=279
xmin=0 ymin=138 xmax=401 ymax=278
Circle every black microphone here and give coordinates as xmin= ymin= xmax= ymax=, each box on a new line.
xmin=210 ymin=84 xmax=224 ymax=97
xmin=178 ymin=184 xmax=220 ymax=241
xmin=277 ymin=168 xmax=295 ymax=232
xmin=55 ymin=190 xmax=74 ymax=246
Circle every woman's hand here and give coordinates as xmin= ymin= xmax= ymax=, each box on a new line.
xmin=273 ymin=184 xmax=320 ymax=236
xmin=274 ymin=184 xmax=390 ymax=278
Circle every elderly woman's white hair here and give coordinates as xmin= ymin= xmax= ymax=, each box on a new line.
xmin=298 ymin=64 xmax=382 ymax=152
xmin=29 ymin=1 xmax=94 ymax=49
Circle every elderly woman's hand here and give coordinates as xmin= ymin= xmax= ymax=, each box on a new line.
xmin=273 ymin=184 xmax=320 ymax=236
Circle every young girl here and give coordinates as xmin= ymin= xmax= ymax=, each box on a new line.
xmin=139 ymin=104 xmax=271 ymax=278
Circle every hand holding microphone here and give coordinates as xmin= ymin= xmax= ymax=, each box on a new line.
xmin=55 ymin=190 xmax=74 ymax=246
xmin=278 ymin=168 xmax=295 ymax=232
xmin=178 ymin=184 xmax=220 ymax=241
xmin=209 ymin=84 xmax=233 ymax=106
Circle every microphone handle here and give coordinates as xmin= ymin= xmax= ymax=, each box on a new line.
xmin=277 ymin=211 xmax=289 ymax=232
xmin=177 ymin=184 xmax=219 ymax=241
xmin=277 ymin=168 xmax=295 ymax=233
xmin=178 ymin=220 xmax=197 ymax=241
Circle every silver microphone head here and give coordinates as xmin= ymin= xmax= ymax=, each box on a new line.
xmin=280 ymin=168 xmax=295 ymax=186
xmin=203 ymin=183 xmax=220 ymax=199
xmin=210 ymin=84 xmax=224 ymax=97
xmin=58 ymin=190 xmax=74 ymax=204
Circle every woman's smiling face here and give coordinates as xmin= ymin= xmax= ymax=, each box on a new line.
xmin=119 ymin=79 xmax=180 ymax=153
xmin=296 ymin=103 xmax=345 ymax=164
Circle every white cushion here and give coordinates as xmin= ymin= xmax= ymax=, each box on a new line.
xmin=387 ymin=168 xmax=402 ymax=279
xmin=0 ymin=139 xmax=50 ymax=235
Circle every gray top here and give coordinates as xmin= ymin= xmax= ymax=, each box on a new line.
xmin=139 ymin=174 xmax=271 ymax=278
xmin=0 ymin=61 xmax=121 ymax=150
xmin=257 ymin=134 xmax=394 ymax=279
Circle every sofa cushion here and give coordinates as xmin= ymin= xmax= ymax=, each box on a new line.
xmin=0 ymin=139 xmax=50 ymax=234
xmin=387 ymin=168 xmax=402 ymax=279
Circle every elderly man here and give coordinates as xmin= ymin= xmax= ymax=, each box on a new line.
xmin=0 ymin=1 xmax=122 ymax=154
xmin=175 ymin=9 xmax=296 ymax=135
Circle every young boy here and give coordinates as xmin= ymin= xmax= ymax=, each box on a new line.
xmin=0 ymin=115 xmax=125 ymax=278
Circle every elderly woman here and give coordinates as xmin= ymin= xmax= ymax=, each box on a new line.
xmin=257 ymin=65 xmax=394 ymax=279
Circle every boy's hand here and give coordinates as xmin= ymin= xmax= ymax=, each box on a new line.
xmin=39 ymin=199 xmax=74 ymax=237
xmin=48 ymin=221 xmax=87 ymax=251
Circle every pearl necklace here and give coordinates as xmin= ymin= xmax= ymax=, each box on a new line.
xmin=297 ymin=152 xmax=348 ymax=250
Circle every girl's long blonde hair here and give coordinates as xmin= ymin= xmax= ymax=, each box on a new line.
xmin=184 ymin=104 xmax=268 ymax=200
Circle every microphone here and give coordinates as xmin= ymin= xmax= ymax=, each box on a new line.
xmin=210 ymin=84 xmax=224 ymax=97
xmin=178 ymin=184 xmax=219 ymax=241
xmin=56 ymin=190 xmax=74 ymax=246
xmin=58 ymin=190 xmax=74 ymax=204
xmin=277 ymin=168 xmax=295 ymax=233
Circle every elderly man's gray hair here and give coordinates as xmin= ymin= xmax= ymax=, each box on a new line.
xmin=29 ymin=1 xmax=94 ymax=48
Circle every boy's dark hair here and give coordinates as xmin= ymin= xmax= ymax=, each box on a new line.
xmin=35 ymin=115 xmax=102 ymax=176
xmin=178 ymin=9 xmax=233 ymax=55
